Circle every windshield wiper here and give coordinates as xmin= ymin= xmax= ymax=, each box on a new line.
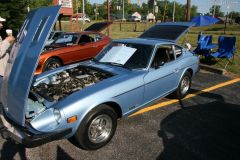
xmin=100 ymin=62 xmax=131 ymax=70
xmin=91 ymin=58 xmax=98 ymax=63
xmin=109 ymin=62 xmax=123 ymax=66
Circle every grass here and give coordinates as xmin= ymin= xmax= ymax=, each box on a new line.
xmin=59 ymin=21 xmax=240 ymax=75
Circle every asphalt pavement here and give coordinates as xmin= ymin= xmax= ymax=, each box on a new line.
xmin=0 ymin=70 xmax=240 ymax=160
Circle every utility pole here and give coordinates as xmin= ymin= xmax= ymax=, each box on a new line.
xmin=224 ymin=5 xmax=230 ymax=34
xmin=153 ymin=0 xmax=154 ymax=14
xmin=186 ymin=0 xmax=191 ymax=21
xmin=212 ymin=0 xmax=217 ymax=17
xmin=172 ymin=1 xmax=175 ymax=22
xmin=122 ymin=0 xmax=125 ymax=21
xmin=27 ymin=0 xmax=30 ymax=12
xmin=162 ymin=0 xmax=167 ymax=22
xmin=94 ymin=4 xmax=99 ymax=20
xmin=107 ymin=0 xmax=110 ymax=36
xmin=82 ymin=0 xmax=85 ymax=25
xmin=75 ymin=0 xmax=79 ymax=32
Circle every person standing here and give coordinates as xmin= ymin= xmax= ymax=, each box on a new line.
xmin=0 ymin=16 xmax=15 ymax=89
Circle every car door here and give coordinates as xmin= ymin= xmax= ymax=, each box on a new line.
xmin=71 ymin=34 xmax=97 ymax=63
xmin=172 ymin=45 xmax=185 ymax=82
xmin=143 ymin=44 xmax=179 ymax=103
xmin=51 ymin=33 xmax=80 ymax=64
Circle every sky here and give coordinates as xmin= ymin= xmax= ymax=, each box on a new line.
xmin=89 ymin=0 xmax=240 ymax=14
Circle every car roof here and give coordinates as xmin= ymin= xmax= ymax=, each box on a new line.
xmin=113 ymin=38 xmax=175 ymax=46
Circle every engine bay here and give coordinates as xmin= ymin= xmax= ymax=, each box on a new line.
xmin=32 ymin=66 xmax=113 ymax=101
xmin=25 ymin=65 xmax=113 ymax=119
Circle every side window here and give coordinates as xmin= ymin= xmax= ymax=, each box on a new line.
xmin=174 ymin=45 xmax=183 ymax=58
xmin=52 ymin=32 xmax=62 ymax=40
xmin=55 ymin=34 xmax=78 ymax=45
xmin=78 ymin=34 xmax=94 ymax=44
xmin=87 ymin=34 xmax=103 ymax=42
xmin=151 ymin=45 xmax=174 ymax=68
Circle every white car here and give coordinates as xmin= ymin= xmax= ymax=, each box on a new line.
xmin=128 ymin=16 xmax=141 ymax=22
xmin=72 ymin=17 xmax=91 ymax=23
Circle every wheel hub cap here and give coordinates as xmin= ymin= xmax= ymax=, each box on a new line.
xmin=48 ymin=62 xmax=60 ymax=70
xmin=180 ymin=76 xmax=190 ymax=95
xmin=88 ymin=114 xmax=112 ymax=143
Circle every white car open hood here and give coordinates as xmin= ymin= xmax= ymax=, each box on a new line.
xmin=0 ymin=6 xmax=60 ymax=126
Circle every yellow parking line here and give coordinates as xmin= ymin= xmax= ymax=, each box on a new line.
xmin=130 ymin=78 xmax=240 ymax=117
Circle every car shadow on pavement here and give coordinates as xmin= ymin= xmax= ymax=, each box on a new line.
xmin=56 ymin=145 xmax=74 ymax=160
xmin=178 ymin=88 xmax=225 ymax=109
xmin=157 ymin=91 xmax=240 ymax=160
xmin=0 ymin=140 xmax=27 ymax=160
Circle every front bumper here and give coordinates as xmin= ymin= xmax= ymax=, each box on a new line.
xmin=0 ymin=110 xmax=72 ymax=148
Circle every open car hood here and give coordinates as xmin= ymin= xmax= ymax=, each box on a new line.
xmin=0 ymin=6 xmax=60 ymax=126
xmin=139 ymin=22 xmax=193 ymax=42
xmin=84 ymin=22 xmax=112 ymax=32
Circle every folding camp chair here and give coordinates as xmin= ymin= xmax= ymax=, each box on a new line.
xmin=210 ymin=36 xmax=236 ymax=69
xmin=193 ymin=35 xmax=217 ymax=56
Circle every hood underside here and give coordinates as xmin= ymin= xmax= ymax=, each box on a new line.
xmin=139 ymin=22 xmax=193 ymax=42
xmin=84 ymin=22 xmax=112 ymax=32
xmin=0 ymin=6 xmax=61 ymax=126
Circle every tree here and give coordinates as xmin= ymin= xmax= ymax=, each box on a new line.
xmin=29 ymin=0 xmax=52 ymax=10
xmin=140 ymin=3 xmax=149 ymax=15
xmin=98 ymin=1 xmax=108 ymax=20
xmin=78 ymin=0 xmax=93 ymax=18
xmin=0 ymin=0 xmax=28 ymax=37
xmin=209 ymin=5 xmax=224 ymax=17
xmin=148 ymin=0 xmax=154 ymax=10
xmin=155 ymin=1 xmax=198 ymax=22
xmin=228 ymin=11 xmax=240 ymax=19
xmin=125 ymin=2 xmax=140 ymax=15
xmin=190 ymin=5 xmax=198 ymax=19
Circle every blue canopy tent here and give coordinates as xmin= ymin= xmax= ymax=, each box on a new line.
xmin=191 ymin=15 xmax=220 ymax=27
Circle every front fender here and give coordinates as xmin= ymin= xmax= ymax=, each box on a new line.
xmin=60 ymin=97 xmax=122 ymax=136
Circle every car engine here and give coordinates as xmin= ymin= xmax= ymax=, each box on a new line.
xmin=25 ymin=66 xmax=113 ymax=119
xmin=31 ymin=66 xmax=113 ymax=102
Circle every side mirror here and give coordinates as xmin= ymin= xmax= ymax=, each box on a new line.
xmin=153 ymin=61 xmax=164 ymax=69
xmin=160 ymin=61 xmax=165 ymax=66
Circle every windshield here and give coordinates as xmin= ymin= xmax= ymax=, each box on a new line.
xmin=95 ymin=42 xmax=154 ymax=69
xmin=52 ymin=34 xmax=78 ymax=45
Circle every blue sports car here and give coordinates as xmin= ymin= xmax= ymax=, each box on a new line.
xmin=0 ymin=6 xmax=199 ymax=150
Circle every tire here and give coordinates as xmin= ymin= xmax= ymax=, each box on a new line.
xmin=74 ymin=104 xmax=117 ymax=150
xmin=174 ymin=71 xmax=192 ymax=99
xmin=43 ymin=58 xmax=62 ymax=72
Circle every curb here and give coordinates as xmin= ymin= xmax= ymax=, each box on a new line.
xmin=200 ymin=64 xmax=226 ymax=75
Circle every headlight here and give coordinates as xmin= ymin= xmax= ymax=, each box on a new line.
xmin=31 ymin=108 xmax=62 ymax=132
xmin=53 ymin=109 xmax=61 ymax=124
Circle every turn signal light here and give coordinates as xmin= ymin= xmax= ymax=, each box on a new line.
xmin=67 ymin=116 xmax=77 ymax=123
